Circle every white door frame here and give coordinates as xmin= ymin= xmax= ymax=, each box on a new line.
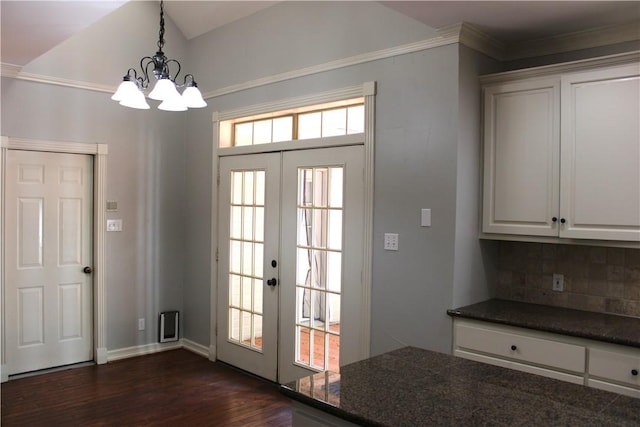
xmin=0 ymin=136 xmax=108 ymax=381
xmin=209 ymin=82 xmax=376 ymax=364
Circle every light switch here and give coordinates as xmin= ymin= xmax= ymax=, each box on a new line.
xmin=384 ymin=233 xmax=399 ymax=251
xmin=106 ymin=200 xmax=118 ymax=211
xmin=421 ymin=209 xmax=431 ymax=227
xmin=106 ymin=219 xmax=122 ymax=232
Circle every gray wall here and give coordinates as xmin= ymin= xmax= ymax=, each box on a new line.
xmin=451 ymin=46 xmax=501 ymax=310
xmin=1 ymin=1 xmax=188 ymax=351
xmin=183 ymin=1 xmax=499 ymax=355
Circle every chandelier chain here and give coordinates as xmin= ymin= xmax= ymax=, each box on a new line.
xmin=157 ymin=0 xmax=165 ymax=51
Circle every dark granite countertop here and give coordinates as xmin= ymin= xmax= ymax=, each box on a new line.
xmin=281 ymin=347 xmax=640 ymax=426
xmin=447 ymin=299 xmax=640 ymax=348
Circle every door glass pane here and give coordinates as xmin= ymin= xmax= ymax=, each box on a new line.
xmin=231 ymin=206 xmax=242 ymax=239
xmin=328 ymin=168 xmax=343 ymax=208
xmin=227 ymin=169 xmax=265 ymax=352
xmin=230 ymin=274 xmax=241 ymax=307
xmin=295 ymin=165 xmax=343 ymax=372
xmin=255 ymin=171 xmax=266 ymax=206
xmin=327 ymin=210 xmax=342 ymax=250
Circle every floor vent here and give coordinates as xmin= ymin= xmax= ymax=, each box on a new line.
xmin=159 ymin=311 xmax=179 ymax=343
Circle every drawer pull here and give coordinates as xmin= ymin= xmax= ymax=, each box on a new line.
xmin=510 ymin=345 xmax=517 ymax=351
xmin=632 ymin=369 xmax=638 ymax=376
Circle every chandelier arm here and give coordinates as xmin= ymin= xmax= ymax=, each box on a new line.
xmin=124 ymin=68 xmax=144 ymax=89
xmin=165 ymin=59 xmax=182 ymax=84
xmin=178 ymin=74 xmax=196 ymax=87
xmin=140 ymin=56 xmax=156 ymax=88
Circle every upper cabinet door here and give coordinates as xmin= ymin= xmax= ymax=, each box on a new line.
xmin=482 ymin=78 xmax=560 ymax=236
xmin=560 ymin=64 xmax=640 ymax=242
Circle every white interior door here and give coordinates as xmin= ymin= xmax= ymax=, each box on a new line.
xmin=5 ymin=150 xmax=93 ymax=375
xmin=216 ymin=146 xmax=365 ymax=383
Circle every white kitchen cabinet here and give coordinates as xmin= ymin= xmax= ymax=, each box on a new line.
xmin=560 ymin=64 xmax=640 ymax=241
xmin=482 ymin=78 xmax=560 ymax=237
xmin=482 ymin=57 xmax=640 ymax=243
xmin=452 ymin=318 xmax=640 ymax=398
xmin=588 ymin=345 xmax=640 ymax=398
xmin=453 ymin=319 xmax=585 ymax=384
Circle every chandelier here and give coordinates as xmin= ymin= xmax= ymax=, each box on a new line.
xmin=111 ymin=0 xmax=206 ymax=111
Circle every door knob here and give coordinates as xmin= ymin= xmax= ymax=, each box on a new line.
xmin=267 ymin=278 xmax=278 ymax=287
xmin=83 ymin=266 xmax=93 ymax=274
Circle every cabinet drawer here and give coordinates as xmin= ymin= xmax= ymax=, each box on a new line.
xmin=589 ymin=348 xmax=640 ymax=388
xmin=455 ymin=323 xmax=585 ymax=373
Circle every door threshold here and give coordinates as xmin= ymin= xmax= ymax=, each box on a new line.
xmin=9 ymin=361 xmax=95 ymax=380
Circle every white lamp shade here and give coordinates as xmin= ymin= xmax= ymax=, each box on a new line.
xmin=119 ymin=88 xmax=150 ymax=110
xmin=149 ymin=78 xmax=180 ymax=101
xmin=182 ymin=86 xmax=207 ymax=108
xmin=111 ymin=80 xmax=139 ymax=102
xmin=158 ymin=90 xmax=187 ymax=111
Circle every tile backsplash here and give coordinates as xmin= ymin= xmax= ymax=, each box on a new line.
xmin=496 ymin=242 xmax=640 ymax=318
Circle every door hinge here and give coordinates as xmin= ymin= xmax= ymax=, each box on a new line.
xmin=215 ymin=248 xmax=219 ymax=263
xmin=217 ymin=171 xmax=220 ymax=186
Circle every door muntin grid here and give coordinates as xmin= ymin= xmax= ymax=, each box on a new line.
xmin=228 ymin=170 xmax=265 ymax=351
xmin=295 ymin=166 xmax=343 ymax=372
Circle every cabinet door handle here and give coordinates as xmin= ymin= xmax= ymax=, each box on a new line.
xmin=552 ymin=217 xmax=558 ymax=223
xmin=560 ymin=218 xmax=566 ymax=224
xmin=632 ymin=369 xmax=638 ymax=376
xmin=510 ymin=345 xmax=517 ymax=351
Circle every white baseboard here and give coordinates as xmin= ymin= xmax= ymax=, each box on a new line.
xmin=182 ymin=339 xmax=210 ymax=358
xmin=1 ymin=365 xmax=8 ymax=383
xmin=106 ymin=339 xmax=213 ymax=362
xmin=107 ymin=341 xmax=183 ymax=362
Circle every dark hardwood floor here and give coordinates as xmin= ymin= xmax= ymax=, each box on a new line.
xmin=1 ymin=349 xmax=292 ymax=426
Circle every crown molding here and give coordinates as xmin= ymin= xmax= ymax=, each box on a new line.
xmin=480 ymin=50 xmax=640 ymax=84
xmin=0 ymin=63 xmax=22 ymax=78
xmin=1 ymin=63 xmax=114 ymax=94
xmin=439 ymin=23 xmax=507 ymax=61
xmin=2 ymin=20 xmax=638 ymax=100
xmin=506 ymin=21 xmax=640 ymax=61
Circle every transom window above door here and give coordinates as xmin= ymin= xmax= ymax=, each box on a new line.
xmin=218 ymin=98 xmax=364 ymax=148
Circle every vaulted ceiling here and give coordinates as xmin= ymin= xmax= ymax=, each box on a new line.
xmin=2 ymin=1 xmax=639 ymax=67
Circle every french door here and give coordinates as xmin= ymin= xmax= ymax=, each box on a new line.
xmin=216 ymin=146 xmax=364 ymax=383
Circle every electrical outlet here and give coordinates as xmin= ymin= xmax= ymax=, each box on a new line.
xmin=106 ymin=219 xmax=123 ymax=232
xmin=384 ymin=233 xmax=399 ymax=251
xmin=552 ymin=274 xmax=564 ymax=292
xmin=138 ymin=318 xmax=145 ymax=331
